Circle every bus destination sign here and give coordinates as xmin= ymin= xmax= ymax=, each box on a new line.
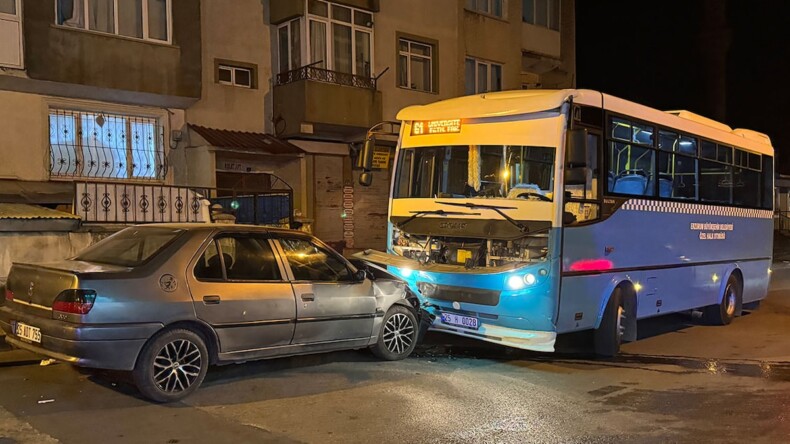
xmin=411 ymin=119 xmax=462 ymax=136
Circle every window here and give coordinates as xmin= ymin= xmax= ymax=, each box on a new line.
xmin=279 ymin=1 xmax=374 ymax=76
xmin=398 ymin=38 xmax=435 ymax=92
xmin=466 ymin=0 xmax=505 ymax=18
xmin=76 ymin=227 xmax=182 ymax=267
xmin=606 ymin=117 xmax=656 ymax=196
xmin=49 ymin=108 xmax=165 ymax=180
xmin=194 ymin=236 xmax=282 ymax=282
xmin=56 ymin=0 xmax=171 ymax=43
xmin=522 ymin=0 xmax=559 ymax=30
xmin=0 ymin=0 xmax=16 ymax=15
xmin=279 ymin=237 xmax=352 ymax=282
xmin=465 ymin=58 xmax=503 ymax=95
xmin=217 ymin=63 xmax=254 ymax=88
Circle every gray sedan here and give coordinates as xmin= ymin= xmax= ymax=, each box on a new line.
xmin=0 ymin=224 xmax=422 ymax=402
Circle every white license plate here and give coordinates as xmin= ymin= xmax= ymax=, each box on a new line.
xmin=12 ymin=321 xmax=41 ymax=344
xmin=440 ymin=313 xmax=479 ymax=330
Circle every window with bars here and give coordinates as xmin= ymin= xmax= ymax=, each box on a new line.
xmin=49 ymin=109 xmax=166 ymax=181
xmin=56 ymin=0 xmax=171 ymax=43
xmin=397 ymin=38 xmax=435 ymax=93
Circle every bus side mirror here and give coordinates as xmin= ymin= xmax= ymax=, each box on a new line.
xmin=566 ymin=128 xmax=588 ymax=169
xmin=358 ymin=137 xmax=375 ymax=187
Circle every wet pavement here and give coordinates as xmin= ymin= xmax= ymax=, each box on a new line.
xmin=2 ymin=270 xmax=790 ymax=443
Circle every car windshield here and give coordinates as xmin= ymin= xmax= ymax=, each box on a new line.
xmin=75 ymin=227 xmax=184 ymax=267
xmin=393 ymin=145 xmax=556 ymax=200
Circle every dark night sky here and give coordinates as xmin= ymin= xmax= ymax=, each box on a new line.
xmin=575 ymin=0 xmax=790 ymax=174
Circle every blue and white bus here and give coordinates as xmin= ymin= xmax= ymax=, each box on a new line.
xmin=356 ymin=89 xmax=774 ymax=356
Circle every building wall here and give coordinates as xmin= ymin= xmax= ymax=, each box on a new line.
xmin=462 ymin=2 xmax=524 ymax=91
xmin=187 ymin=0 xmax=272 ymax=133
xmin=20 ymin=0 xmax=202 ymax=100
xmin=0 ymin=91 xmax=49 ymax=181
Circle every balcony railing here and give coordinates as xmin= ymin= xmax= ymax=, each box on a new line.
xmin=275 ymin=65 xmax=376 ymax=90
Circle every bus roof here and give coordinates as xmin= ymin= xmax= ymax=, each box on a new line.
xmin=397 ymin=89 xmax=773 ymax=157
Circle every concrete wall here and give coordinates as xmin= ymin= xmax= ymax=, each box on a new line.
xmin=0 ymin=91 xmax=49 ymax=181
xmin=21 ymin=0 xmax=201 ymax=100
xmin=187 ymin=0 xmax=273 ymax=134
xmin=0 ymin=230 xmax=114 ymax=283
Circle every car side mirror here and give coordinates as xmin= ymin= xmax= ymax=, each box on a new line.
xmin=358 ymin=137 xmax=375 ymax=187
xmin=566 ymin=128 xmax=588 ymax=168
xmin=354 ymin=269 xmax=367 ymax=282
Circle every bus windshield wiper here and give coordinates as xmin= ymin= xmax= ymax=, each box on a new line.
xmin=397 ymin=209 xmax=480 ymax=229
xmin=435 ymin=201 xmax=528 ymax=232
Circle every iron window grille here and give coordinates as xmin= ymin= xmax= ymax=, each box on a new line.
xmin=49 ymin=109 xmax=167 ymax=181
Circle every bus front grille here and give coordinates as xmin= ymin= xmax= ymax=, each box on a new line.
xmin=417 ymin=282 xmax=501 ymax=306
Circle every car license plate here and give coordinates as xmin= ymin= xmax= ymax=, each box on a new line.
xmin=12 ymin=321 xmax=41 ymax=344
xmin=440 ymin=313 xmax=479 ymax=330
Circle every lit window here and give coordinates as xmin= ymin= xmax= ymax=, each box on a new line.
xmin=56 ymin=0 xmax=171 ymax=43
xmin=466 ymin=0 xmax=505 ymax=18
xmin=49 ymin=109 xmax=165 ymax=180
xmin=278 ymin=1 xmax=373 ymax=77
xmin=522 ymin=0 xmax=559 ymax=31
xmin=398 ymin=38 xmax=435 ymax=93
xmin=465 ymin=58 xmax=503 ymax=95
xmin=217 ymin=64 xmax=254 ymax=89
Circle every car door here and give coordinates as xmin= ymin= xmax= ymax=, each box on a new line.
xmin=277 ymin=236 xmax=378 ymax=345
xmin=188 ymin=233 xmax=296 ymax=353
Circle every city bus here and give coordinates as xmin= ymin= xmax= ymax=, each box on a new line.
xmin=356 ymin=89 xmax=774 ymax=356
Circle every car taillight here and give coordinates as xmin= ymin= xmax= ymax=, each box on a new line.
xmin=52 ymin=289 xmax=97 ymax=315
xmin=4 ymin=288 xmax=13 ymax=302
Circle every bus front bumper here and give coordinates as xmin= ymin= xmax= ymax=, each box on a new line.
xmin=428 ymin=316 xmax=556 ymax=352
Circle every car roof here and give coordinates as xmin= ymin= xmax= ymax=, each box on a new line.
xmin=128 ymin=223 xmax=310 ymax=237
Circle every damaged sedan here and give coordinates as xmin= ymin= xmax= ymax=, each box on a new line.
xmin=0 ymin=225 xmax=422 ymax=402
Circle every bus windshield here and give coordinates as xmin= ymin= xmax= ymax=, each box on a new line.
xmin=394 ymin=145 xmax=555 ymax=200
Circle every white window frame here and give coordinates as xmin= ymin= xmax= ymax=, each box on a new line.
xmin=466 ymin=57 xmax=503 ymax=94
xmin=277 ymin=0 xmax=376 ymax=77
xmin=218 ymin=64 xmax=253 ymax=89
xmin=465 ymin=0 xmax=506 ymax=19
xmin=277 ymin=17 xmax=302 ymax=73
xmin=522 ymin=0 xmax=560 ymax=31
xmin=54 ymin=0 xmax=173 ymax=44
xmin=0 ymin=0 xmax=23 ymax=68
xmin=398 ymin=38 xmax=434 ymax=93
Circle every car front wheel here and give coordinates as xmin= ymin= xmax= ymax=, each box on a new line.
xmin=371 ymin=305 xmax=418 ymax=361
xmin=132 ymin=328 xmax=209 ymax=403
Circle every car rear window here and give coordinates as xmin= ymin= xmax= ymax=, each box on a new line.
xmin=75 ymin=227 xmax=184 ymax=267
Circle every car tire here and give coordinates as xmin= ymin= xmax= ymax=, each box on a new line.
xmin=702 ymin=275 xmax=741 ymax=326
xmin=594 ymin=288 xmax=625 ymax=358
xmin=371 ymin=305 xmax=418 ymax=361
xmin=132 ymin=328 xmax=209 ymax=403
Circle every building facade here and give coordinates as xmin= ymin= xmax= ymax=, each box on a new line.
xmin=0 ymin=0 xmax=575 ymax=262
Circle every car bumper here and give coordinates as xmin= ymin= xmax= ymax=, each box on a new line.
xmin=0 ymin=306 xmax=163 ymax=371
xmin=428 ymin=316 xmax=556 ymax=352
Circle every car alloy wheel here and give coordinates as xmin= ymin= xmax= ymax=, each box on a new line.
xmin=153 ymin=339 xmax=203 ymax=393
xmin=383 ymin=312 xmax=415 ymax=355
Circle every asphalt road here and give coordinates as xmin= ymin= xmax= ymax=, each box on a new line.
xmin=2 ymin=269 xmax=790 ymax=443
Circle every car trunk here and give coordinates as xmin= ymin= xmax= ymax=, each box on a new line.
xmin=5 ymin=261 xmax=127 ymax=314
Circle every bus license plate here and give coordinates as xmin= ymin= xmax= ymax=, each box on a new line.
xmin=12 ymin=321 xmax=41 ymax=344
xmin=440 ymin=313 xmax=479 ymax=330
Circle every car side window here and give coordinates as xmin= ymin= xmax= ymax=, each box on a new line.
xmin=194 ymin=235 xmax=281 ymax=282
xmin=279 ymin=238 xmax=352 ymax=282
xmin=194 ymin=240 xmax=224 ymax=280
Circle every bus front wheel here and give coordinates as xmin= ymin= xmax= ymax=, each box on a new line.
xmin=594 ymin=288 xmax=625 ymax=358
xmin=703 ymin=275 xmax=741 ymax=326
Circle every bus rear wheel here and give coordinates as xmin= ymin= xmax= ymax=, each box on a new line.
xmin=703 ymin=275 xmax=741 ymax=326
xmin=594 ymin=288 xmax=625 ymax=358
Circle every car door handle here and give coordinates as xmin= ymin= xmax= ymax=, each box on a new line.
xmin=203 ymin=295 xmax=221 ymax=305
xmin=301 ymin=293 xmax=315 ymax=302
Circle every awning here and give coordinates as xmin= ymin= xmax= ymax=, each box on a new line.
xmin=0 ymin=203 xmax=80 ymax=232
xmin=189 ymin=125 xmax=306 ymax=156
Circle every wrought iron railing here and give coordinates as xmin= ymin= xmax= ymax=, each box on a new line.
xmin=275 ymin=65 xmax=376 ymax=90
xmin=50 ymin=109 xmax=167 ymax=181
xmin=74 ymin=181 xmax=295 ymax=227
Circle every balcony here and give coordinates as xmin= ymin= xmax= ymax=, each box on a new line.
xmin=273 ymin=65 xmax=383 ymax=140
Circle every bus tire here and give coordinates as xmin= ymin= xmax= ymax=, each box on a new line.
xmin=703 ymin=275 xmax=741 ymax=326
xmin=594 ymin=288 xmax=625 ymax=358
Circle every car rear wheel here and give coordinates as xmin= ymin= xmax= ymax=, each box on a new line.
xmin=703 ymin=275 xmax=741 ymax=325
xmin=133 ymin=328 xmax=208 ymax=403
xmin=594 ymin=288 xmax=625 ymax=358
xmin=371 ymin=305 xmax=418 ymax=361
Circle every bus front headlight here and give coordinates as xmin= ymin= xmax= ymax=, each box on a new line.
xmin=507 ymin=275 xmax=526 ymax=290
